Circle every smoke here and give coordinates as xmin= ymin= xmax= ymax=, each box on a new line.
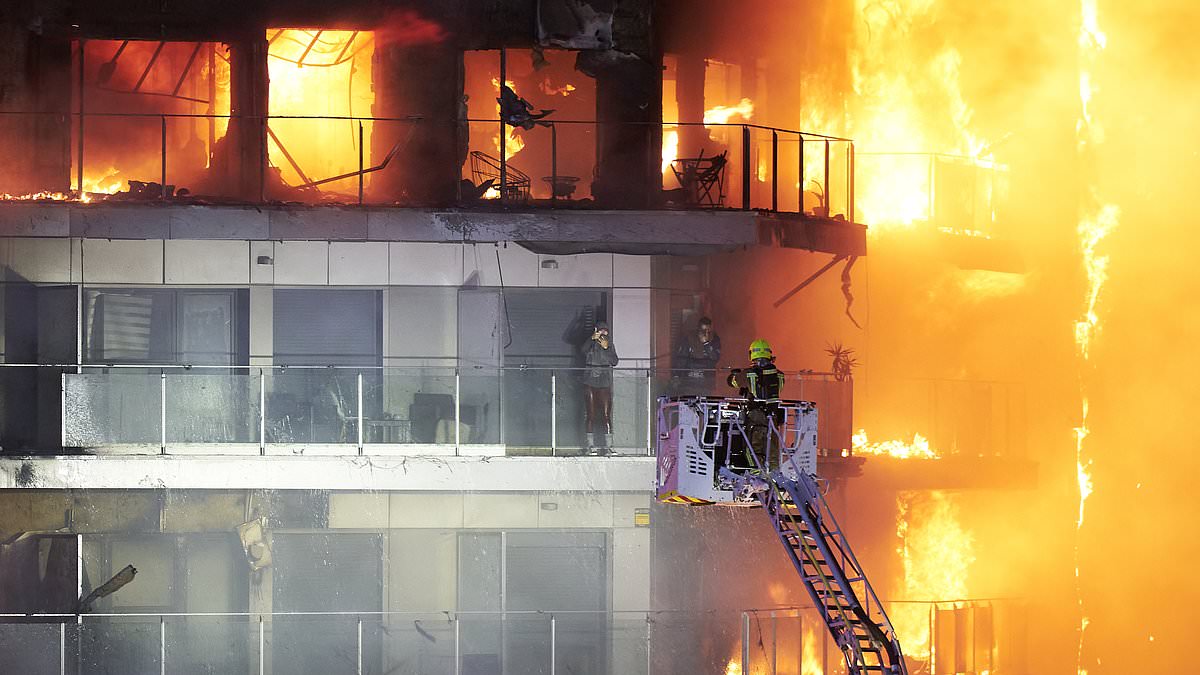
xmin=374 ymin=10 xmax=448 ymax=47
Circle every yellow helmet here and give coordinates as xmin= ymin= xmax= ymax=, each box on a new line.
xmin=749 ymin=339 xmax=773 ymax=361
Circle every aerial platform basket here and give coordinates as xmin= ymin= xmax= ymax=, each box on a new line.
xmin=655 ymin=396 xmax=817 ymax=505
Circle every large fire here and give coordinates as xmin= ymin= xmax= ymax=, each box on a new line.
xmin=848 ymin=0 xmax=992 ymax=231
xmin=893 ymin=490 xmax=975 ymax=661
xmin=852 ymin=429 xmax=939 ymax=460
xmin=1073 ymin=1 xmax=1116 ymax=672
xmin=267 ymin=29 xmax=374 ymax=195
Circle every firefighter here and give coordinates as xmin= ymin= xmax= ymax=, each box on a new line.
xmin=726 ymin=339 xmax=785 ymax=471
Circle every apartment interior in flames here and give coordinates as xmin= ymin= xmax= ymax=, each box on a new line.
xmin=0 ymin=0 xmax=1139 ymax=672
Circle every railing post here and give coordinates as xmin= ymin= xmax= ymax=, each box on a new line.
xmin=824 ymin=139 xmax=831 ymax=216
xmin=260 ymin=114 xmax=267 ymax=203
xmin=454 ymin=367 xmax=461 ymax=454
xmin=454 ymin=615 xmax=461 ymax=675
xmin=259 ymin=369 xmax=266 ymax=455
xmin=798 ymin=134 xmax=806 ymax=213
xmin=60 ymin=370 xmax=67 ymax=448
xmin=160 ymin=116 xmax=167 ymax=201
xmin=499 ymin=48 xmax=507 ymax=203
xmin=645 ymin=613 xmax=652 ymax=675
xmin=551 ymin=370 xmax=558 ymax=456
xmin=551 ymin=123 xmax=558 ymax=202
xmin=928 ymin=154 xmax=935 ymax=224
xmin=646 ymin=369 xmax=652 ymax=456
xmin=358 ymin=122 xmax=365 ymax=205
xmin=357 ymin=616 xmax=363 ymax=675
xmin=160 ymin=370 xmax=167 ymax=454
xmin=259 ymin=615 xmax=265 ymax=675
xmin=550 ymin=614 xmax=557 ymax=675
xmin=741 ymin=611 xmax=750 ymax=674
xmin=771 ymin=130 xmax=778 ymax=212
xmin=160 ymin=615 xmax=166 ymax=675
xmin=59 ymin=621 xmax=65 ymax=675
xmin=77 ymin=40 xmax=85 ymax=195
xmin=741 ymin=126 xmax=751 ymax=210
xmin=356 ymin=371 xmax=364 ymax=454
xmin=849 ymin=141 xmax=856 ymax=223
xmin=770 ymin=610 xmax=777 ymax=675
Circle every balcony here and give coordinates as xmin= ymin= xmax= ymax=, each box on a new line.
xmin=0 ymin=600 xmax=1020 ymax=675
xmin=0 ymin=112 xmax=865 ymax=258
xmin=1 ymin=365 xmax=852 ymax=458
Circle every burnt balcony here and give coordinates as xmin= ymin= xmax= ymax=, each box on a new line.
xmin=0 ymin=111 xmax=864 ymax=257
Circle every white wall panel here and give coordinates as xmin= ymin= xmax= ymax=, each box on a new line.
xmin=249 ymin=241 xmax=274 ymax=284
xmin=81 ymin=239 xmax=163 ymax=284
xmin=388 ymin=530 xmax=457 ymax=612
xmin=612 ymin=254 xmax=651 ymax=288
xmin=164 ymin=240 xmax=249 ymax=284
xmin=536 ymin=492 xmax=613 ymax=528
xmin=462 ymin=243 xmax=539 ymax=287
xmin=273 ymin=241 xmax=328 ymax=285
xmin=329 ymin=493 xmax=390 ymax=528
xmin=537 ymin=253 xmax=613 ymax=287
xmin=389 ymin=242 xmax=463 ymax=286
xmin=390 ymin=492 xmax=464 ymax=528
xmin=249 ymin=286 xmax=272 ymax=363
xmin=386 ymin=287 xmax=457 ymax=358
xmin=463 ymin=493 xmax=539 ymax=528
xmin=329 ymin=242 xmax=389 ymax=285
xmin=613 ymin=288 xmax=652 ymax=361
xmin=0 ymin=238 xmax=72 ymax=283
xmin=612 ymin=528 xmax=650 ymax=611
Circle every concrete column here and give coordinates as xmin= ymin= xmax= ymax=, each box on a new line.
xmin=223 ymin=37 xmax=268 ymax=201
xmin=371 ymin=44 xmax=463 ymax=206
xmin=590 ymin=56 xmax=660 ymax=209
xmin=674 ymin=51 xmax=707 ymax=159
xmin=0 ymin=27 xmax=72 ymax=194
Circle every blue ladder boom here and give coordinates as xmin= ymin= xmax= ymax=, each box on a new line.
xmin=758 ymin=471 xmax=908 ymax=675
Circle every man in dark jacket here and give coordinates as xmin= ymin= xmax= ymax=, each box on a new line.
xmin=581 ymin=321 xmax=619 ymax=455
xmin=673 ymin=316 xmax=722 ymax=396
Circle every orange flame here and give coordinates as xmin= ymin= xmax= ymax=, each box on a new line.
xmin=491 ymin=77 xmax=526 ymax=161
xmin=853 ymin=429 xmax=939 ymax=459
xmin=801 ymin=625 xmax=823 ymax=675
xmin=662 ymin=128 xmax=679 ymax=175
xmin=893 ymin=491 xmax=975 ymax=660
xmin=267 ymin=29 xmax=375 ymax=193
xmin=538 ymin=78 xmax=576 ymax=97
xmin=704 ymin=98 xmax=754 ymax=125
xmin=1074 ymin=1 xmax=1115 ymax=672
xmin=849 ymin=0 xmax=992 ymax=231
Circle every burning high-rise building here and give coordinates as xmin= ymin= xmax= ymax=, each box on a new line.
xmin=1 ymin=0 xmax=1192 ymax=673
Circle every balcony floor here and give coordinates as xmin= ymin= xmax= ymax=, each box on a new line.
xmin=0 ymin=202 xmax=866 ymax=256
xmin=0 ymin=453 xmax=657 ymax=491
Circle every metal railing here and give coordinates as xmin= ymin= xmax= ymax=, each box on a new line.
xmin=739 ymin=599 xmax=1012 ymax=675
xmin=0 ymin=110 xmax=855 ymax=217
xmin=855 ymin=152 xmax=1007 ymax=234
xmin=860 ymin=376 xmax=1026 ymax=458
xmin=0 ymin=600 xmax=1016 ymax=675
xmin=0 ymin=364 xmax=850 ymax=456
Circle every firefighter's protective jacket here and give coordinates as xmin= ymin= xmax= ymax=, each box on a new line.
xmin=727 ymin=363 xmax=784 ymax=402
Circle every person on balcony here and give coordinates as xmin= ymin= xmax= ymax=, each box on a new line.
xmin=581 ymin=321 xmax=619 ymax=455
xmin=672 ymin=316 xmax=722 ymax=396
xmin=727 ymin=339 xmax=785 ymax=471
